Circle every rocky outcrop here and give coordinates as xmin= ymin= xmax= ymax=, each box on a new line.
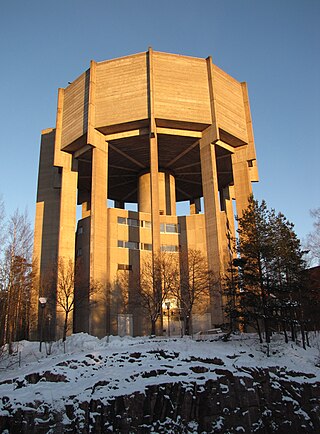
xmin=1 ymin=367 xmax=319 ymax=433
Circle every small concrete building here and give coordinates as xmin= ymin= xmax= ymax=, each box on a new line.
xmin=32 ymin=49 xmax=258 ymax=339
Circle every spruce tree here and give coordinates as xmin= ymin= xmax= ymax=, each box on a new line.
xmin=224 ymin=195 xmax=306 ymax=345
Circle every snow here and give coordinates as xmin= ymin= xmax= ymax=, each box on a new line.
xmin=0 ymin=332 xmax=319 ymax=417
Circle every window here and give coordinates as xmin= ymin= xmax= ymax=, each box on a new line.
xmin=142 ymin=243 xmax=152 ymax=251
xmin=118 ymin=240 xmax=139 ymax=250
xmin=125 ymin=241 xmax=139 ymax=250
xmin=161 ymin=245 xmax=179 ymax=252
xmin=78 ymin=226 xmax=83 ymax=234
xmin=127 ymin=218 xmax=139 ymax=227
xmin=118 ymin=264 xmax=132 ymax=271
xmin=77 ymin=248 xmax=82 ymax=256
xmin=118 ymin=217 xmax=141 ymax=227
xmin=142 ymin=220 xmax=151 ymax=229
xmin=166 ymin=223 xmax=179 ymax=233
xmin=160 ymin=223 xmax=180 ymax=233
xmin=118 ymin=217 xmax=127 ymax=225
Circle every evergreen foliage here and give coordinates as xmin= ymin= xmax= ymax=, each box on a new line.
xmin=224 ymin=195 xmax=307 ymax=346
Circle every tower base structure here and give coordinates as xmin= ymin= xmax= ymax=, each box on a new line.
xmin=31 ymin=49 xmax=258 ymax=339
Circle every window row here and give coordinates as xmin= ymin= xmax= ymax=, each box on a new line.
xmin=117 ymin=217 xmax=180 ymax=233
xmin=160 ymin=245 xmax=179 ymax=252
xmin=117 ymin=240 xmax=152 ymax=251
xmin=160 ymin=223 xmax=180 ymax=234
xmin=117 ymin=240 xmax=179 ymax=252
xmin=117 ymin=217 xmax=151 ymax=228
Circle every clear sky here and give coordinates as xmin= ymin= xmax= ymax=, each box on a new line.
xmin=0 ymin=0 xmax=319 ymax=243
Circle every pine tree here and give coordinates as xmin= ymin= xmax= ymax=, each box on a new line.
xmin=235 ymin=196 xmax=272 ymax=342
xmin=268 ymin=210 xmax=306 ymax=345
xmin=224 ymin=195 xmax=306 ymax=346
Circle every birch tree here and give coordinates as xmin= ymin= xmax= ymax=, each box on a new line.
xmin=0 ymin=209 xmax=33 ymax=351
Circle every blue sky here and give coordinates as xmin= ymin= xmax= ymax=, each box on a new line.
xmin=0 ymin=0 xmax=319 ymax=242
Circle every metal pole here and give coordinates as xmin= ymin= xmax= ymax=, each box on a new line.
xmin=39 ymin=306 xmax=44 ymax=352
xmin=38 ymin=297 xmax=47 ymax=352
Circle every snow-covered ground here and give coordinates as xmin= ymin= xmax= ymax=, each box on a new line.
xmin=1 ymin=332 xmax=319 ymax=415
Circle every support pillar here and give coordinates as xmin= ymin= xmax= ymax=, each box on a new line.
xmin=138 ymin=171 xmax=176 ymax=216
xmin=147 ymin=47 xmax=160 ymax=254
xmin=149 ymin=135 xmax=161 ymax=253
xmin=50 ymin=86 xmax=79 ymax=340
xmin=30 ymin=128 xmax=61 ymax=340
xmin=200 ymin=128 xmax=224 ymax=325
xmin=222 ymin=186 xmax=236 ymax=257
xmin=85 ymin=60 xmax=110 ymax=336
xmin=232 ymin=148 xmax=252 ymax=219
xmin=202 ymin=57 xmax=225 ymax=326
xmin=55 ymin=161 xmax=78 ymax=339
xmin=190 ymin=198 xmax=201 ymax=215
xmin=89 ymin=143 xmax=108 ymax=337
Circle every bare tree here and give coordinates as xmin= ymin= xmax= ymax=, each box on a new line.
xmin=0 ymin=196 xmax=6 ymax=346
xmin=111 ymin=271 xmax=130 ymax=315
xmin=306 ymin=208 xmax=320 ymax=266
xmin=0 ymin=196 xmax=5 ymax=248
xmin=139 ymin=252 xmax=179 ymax=335
xmin=0 ymin=209 xmax=33 ymax=351
xmin=172 ymin=249 xmax=212 ymax=335
xmin=47 ymin=257 xmax=101 ymax=341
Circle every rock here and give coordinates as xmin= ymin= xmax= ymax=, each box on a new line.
xmin=0 ymin=367 xmax=319 ymax=433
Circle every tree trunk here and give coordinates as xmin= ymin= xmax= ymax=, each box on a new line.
xmin=63 ymin=312 xmax=69 ymax=342
xmin=185 ymin=315 xmax=191 ymax=336
xmin=256 ymin=319 xmax=263 ymax=343
xmin=151 ymin=319 xmax=156 ymax=336
xmin=283 ymin=322 xmax=288 ymax=344
xmin=300 ymin=321 xmax=306 ymax=350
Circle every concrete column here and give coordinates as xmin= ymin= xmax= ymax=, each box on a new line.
xmin=58 ymin=164 xmax=78 ymax=260
xmin=55 ymin=160 xmax=78 ymax=339
xmin=200 ymin=128 xmax=224 ymax=325
xmin=190 ymin=198 xmax=201 ymax=215
xmin=82 ymin=201 xmax=91 ymax=218
xmin=232 ymin=148 xmax=252 ymax=219
xmin=138 ymin=173 xmax=151 ymax=213
xmin=222 ymin=186 xmax=236 ymax=256
xmin=147 ymin=47 xmax=161 ymax=255
xmin=138 ymin=171 xmax=176 ymax=216
xmin=89 ymin=144 xmax=108 ymax=337
xmin=48 ymin=83 xmax=79 ymax=339
xmin=149 ymin=136 xmax=160 ymax=253
xmin=30 ymin=128 xmax=61 ymax=340
xmin=163 ymin=172 xmax=176 ymax=215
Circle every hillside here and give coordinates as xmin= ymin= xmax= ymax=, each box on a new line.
xmin=0 ymin=333 xmax=319 ymax=433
